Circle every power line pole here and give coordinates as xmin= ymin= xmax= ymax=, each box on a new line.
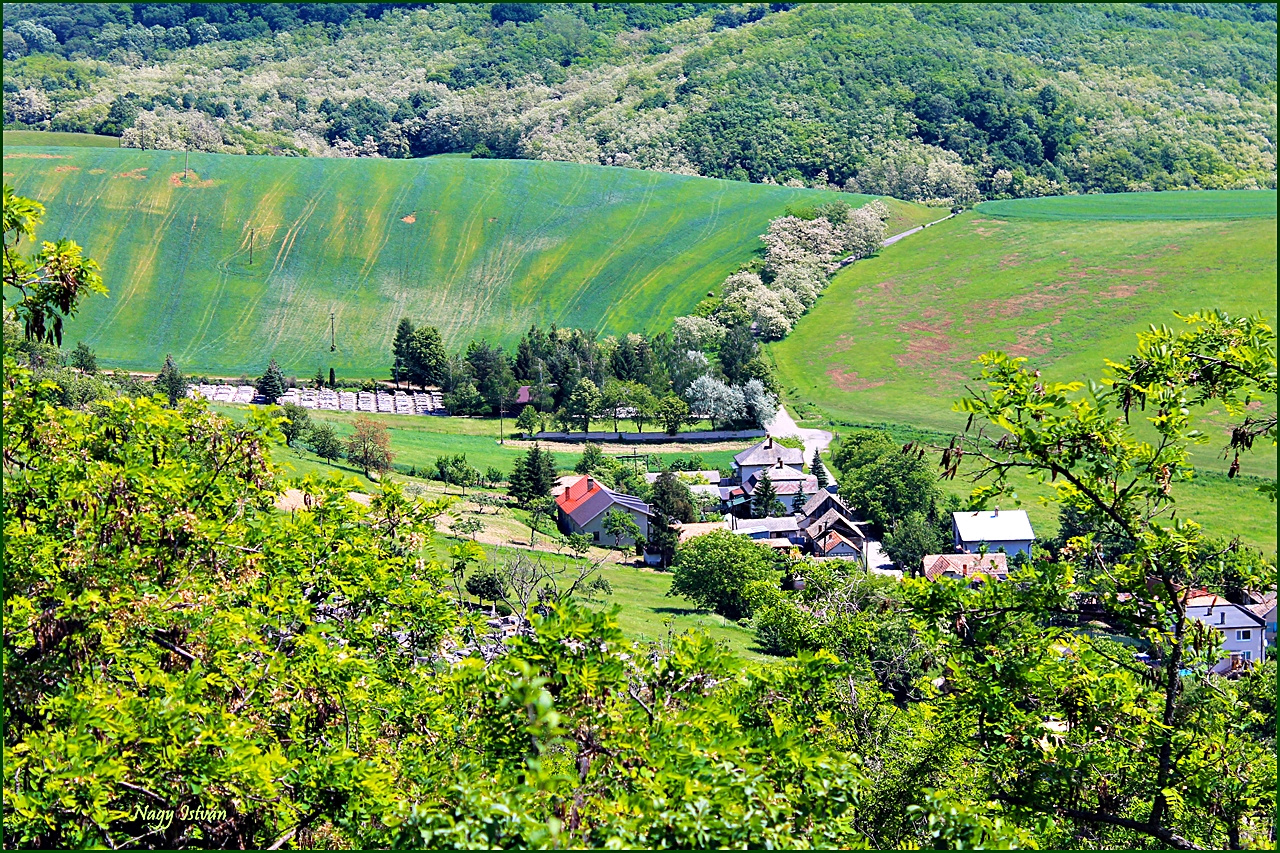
xmin=329 ymin=311 xmax=336 ymax=352
xmin=248 ymin=227 xmax=255 ymax=265
xmin=184 ymin=148 xmax=189 ymax=179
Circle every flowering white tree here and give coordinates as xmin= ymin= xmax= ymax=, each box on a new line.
xmin=6 ymin=88 xmax=52 ymax=127
xmin=741 ymin=379 xmax=778 ymax=429
xmin=770 ymin=264 xmax=825 ymax=308
xmin=839 ymin=200 xmax=888 ymax=260
xmin=672 ymin=315 xmax=726 ymax=351
xmin=684 ymin=375 xmax=745 ymax=429
xmin=121 ymin=108 xmax=224 ymax=152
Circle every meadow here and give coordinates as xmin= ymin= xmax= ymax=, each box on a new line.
xmin=2 ymin=130 xmax=120 ymax=147
xmin=771 ymin=191 xmax=1278 ymax=552
xmin=3 ymin=144 xmax=939 ymax=378
xmin=211 ymin=403 xmax=749 ymax=481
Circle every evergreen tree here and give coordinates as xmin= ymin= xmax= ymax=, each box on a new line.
xmin=312 ymin=367 xmax=326 ymax=389
xmin=155 ymin=354 xmax=186 ymax=406
xmin=329 ymin=367 xmax=336 ymax=387
xmin=256 ymin=358 xmax=286 ymax=404
xmin=751 ymin=471 xmax=785 ymax=518
xmin=391 ymin=318 xmax=415 ymax=388
xmin=792 ymin=488 xmax=807 ymax=514
xmin=652 ymin=471 xmax=697 ymax=524
xmin=509 ymin=445 xmax=557 ymax=505
xmin=812 ymin=447 xmax=829 ymax=489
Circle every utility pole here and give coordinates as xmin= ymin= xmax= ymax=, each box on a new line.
xmin=498 ymin=393 xmax=506 ymax=445
xmin=184 ymin=148 xmax=190 ymax=179
xmin=248 ymin=227 xmax=254 ymax=265
xmin=329 ymin=311 xmax=336 ymax=352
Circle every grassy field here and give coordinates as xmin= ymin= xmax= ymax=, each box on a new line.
xmin=977 ymin=190 xmax=1277 ymax=221
xmin=772 ymin=191 xmax=1277 ymax=552
xmin=3 ymin=130 xmax=121 ymax=148
xmin=213 ymin=404 xmax=750 ymax=480
xmin=3 ymin=144 xmax=940 ymax=377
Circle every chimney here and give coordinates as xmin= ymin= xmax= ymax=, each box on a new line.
xmin=994 ymin=506 xmax=999 ymax=516
xmin=766 ymin=435 xmax=772 ymax=448
xmin=776 ymin=458 xmax=783 ymax=468
xmin=586 ymin=476 xmax=594 ymax=491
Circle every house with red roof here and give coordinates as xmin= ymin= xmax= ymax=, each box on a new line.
xmin=554 ymin=474 xmax=651 ymax=546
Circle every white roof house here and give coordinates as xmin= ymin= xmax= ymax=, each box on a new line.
xmin=952 ymin=509 xmax=1035 ymax=557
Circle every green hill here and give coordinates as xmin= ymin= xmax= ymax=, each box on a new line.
xmin=2 ymin=146 xmax=937 ymax=377
xmin=770 ymin=191 xmax=1277 ymax=549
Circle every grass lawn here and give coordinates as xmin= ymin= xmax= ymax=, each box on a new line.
xmin=436 ymin=538 xmax=767 ymax=662
xmin=3 ymin=130 xmax=121 ymax=147
xmin=4 ymin=145 xmax=937 ymax=376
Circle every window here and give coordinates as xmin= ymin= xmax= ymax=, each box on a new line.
xmin=1236 ymin=629 xmax=1252 ymax=642
xmin=592 ymin=531 xmax=599 ymax=542
xmin=1218 ymin=611 xmax=1225 ymax=624
xmin=1243 ymin=651 xmax=1252 ymax=661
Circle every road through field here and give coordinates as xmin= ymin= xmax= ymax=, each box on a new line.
xmin=766 ymin=406 xmax=835 ymax=484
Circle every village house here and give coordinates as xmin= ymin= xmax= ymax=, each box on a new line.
xmin=732 ymin=435 xmax=805 ymax=484
xmin=554 ymin=474 xmax=651 ymax=546
xmin=922 ymin=553 xmax=1010 ymax=583
xmin=952 ymin=509 xmax=1035 ymax=557
xmin=1186 ymin=592 xmax=1268 ymax=671
xmin=797 ymin=493 xmax=868 ymax=562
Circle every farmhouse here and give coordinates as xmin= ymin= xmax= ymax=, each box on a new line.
xmin=952 ymin=509 xmax=1035 ymax=557
xmin=1186 ymin=592 xmax=1267 ymax=670
xmin=733 ymin=435 xmax=805 ymax=484
xmin=554 ymin=475 xmax=651 ymax=546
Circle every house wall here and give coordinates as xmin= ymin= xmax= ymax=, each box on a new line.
xmin=569 ymin=504 xmax=650 ymax=546
xmin=1188 ymin=605 xmax=1266 ymax=662
xmin=953 ymin=532 xmax=1033 ymax=557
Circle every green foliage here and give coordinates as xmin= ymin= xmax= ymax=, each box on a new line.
xmin=255 ymin=357 xmax=285 ymax=403
xmin=836 ymin=436 xmax=943 ymax=536
xmin=154 ymin=353 xmax=186 ymax=406
xmin=465 ymin=569 xmax=507 ymax=608
xmin=602 ymin=507 xmax=642 ymax=551
xmin=507 ymin=444 xmax=557 ymax=506
xmin=883 ymin=510 xmax=948 ymax=576
xmin=574 ymin=441 xmax=606 ymax=475
xmin=654 ymin=394 xmax=691 ymax=436
xmin=306 ymin=422 xmax=343 ymax=463
xmin=750 ymin=471 xmax=786 ymax=518
xmin=68 ymin=339 xmax=96 ymax=373
xmin=515 ymin=404 xmax=538 ymax=436
xmin=904 ymin=310 xmax=1279 ymax=848
xmin=2 ymin=184 xmax=107 ymax=346
xmin=566 ymin=378 xmax=602 ymax=433
xmin=669 ymin=530 xmax=779 ymax=620
xmin=278 ymin=401 xmax=311 ymax=447
xmin=651 ymin=471 xmax=697 ymax=524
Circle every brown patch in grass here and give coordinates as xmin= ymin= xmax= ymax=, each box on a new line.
xmin=88 ymin=168 xmax=107 ymax=174
xmin=53 ymin=165 xmax=80 ymax=173
xmin=4 ymin=152 xmax=67 ymax=159
xmin=899 ymin=319 xmax=953 ymax=334
xmin=115 ymin=167 xmax=148 ymax=180
xmin=168 ymin=171 xmax=215 ymax=188
xmin=826 ymin=368 xmax=887 ymax=392
xmin=400 ymin=212 xmax=417 ymax=223
xmin=487 ymin=217 xmax=498 ymax=223
xmin=998 ymin=253 xmax=1024 ymax=269
xmin=1006 ymin=319 xmax=1061 ymax=358
xmin=1 ymin=172 xmax=12 ymax=179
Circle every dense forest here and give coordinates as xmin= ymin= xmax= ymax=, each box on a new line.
xmin=4 ymin=3 xmax=1276 ymax=200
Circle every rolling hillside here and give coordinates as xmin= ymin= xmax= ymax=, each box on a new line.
xmin=2 ymin=145 xmax=938 ymax=376
xmin=770 ymin=190 xmax=1277 ymax=549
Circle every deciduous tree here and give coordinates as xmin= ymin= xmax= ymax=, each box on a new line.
xmin=347 ymin=415 xmax=393 ymax=477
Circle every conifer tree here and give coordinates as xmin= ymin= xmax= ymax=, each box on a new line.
xmin=155 ymin=354 xmax=186 ymax=406
xmin=256 ymin=358 xmax=286 ymax=403
xmin=751 ymin=471 xmax=785 ymax=518
xmin=812 ymin=447 xmax=829 ymax=489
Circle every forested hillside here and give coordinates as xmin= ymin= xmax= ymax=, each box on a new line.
xmin=4 ymin=3 xmax=1275 ymax=200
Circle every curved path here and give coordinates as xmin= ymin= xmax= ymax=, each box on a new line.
xmin=765 ymin=405 xmax=835 ymax=484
